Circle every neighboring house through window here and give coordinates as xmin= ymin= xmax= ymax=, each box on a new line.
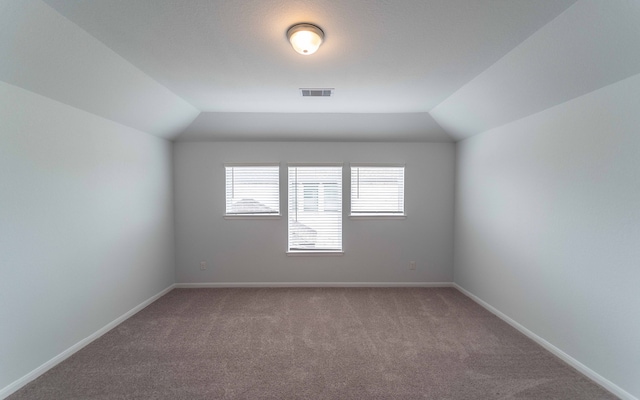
xmin=225 ymin=164 xmax=280 ymax=217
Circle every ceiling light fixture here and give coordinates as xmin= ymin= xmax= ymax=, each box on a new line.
xmin=287 ymin=23 xmax=324 ymax=55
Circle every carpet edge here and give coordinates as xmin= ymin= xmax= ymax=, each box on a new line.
xmin=452 ymin=283 xmax=635 ymax=400
xmin=0 ymin=284 xmax=176 ymax=399
xmin=174 ymin=282 xmax=454 ymax=288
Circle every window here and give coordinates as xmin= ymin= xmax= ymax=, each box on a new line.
xmin=225 ymin=164 xmax=280 ymax=217
xmin=351 ymin=164 xmax=405 ymax=216
xmin=288 ymin=165 xmax=342 ymax=252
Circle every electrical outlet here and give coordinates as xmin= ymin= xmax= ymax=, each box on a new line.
xmin=200 ymin=261 xmax=207 ymax=270
xmin=409 ymin=261 xmax=416 ymax=270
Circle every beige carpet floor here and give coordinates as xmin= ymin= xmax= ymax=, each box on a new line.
xmin=9 ymin=288 xmax=615 ymax=399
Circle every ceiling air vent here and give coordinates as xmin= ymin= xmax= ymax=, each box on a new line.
xmin=300 ymin=88 xmax=334 ymax=97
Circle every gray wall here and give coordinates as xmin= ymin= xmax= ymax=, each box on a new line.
xmin=454 ymin=73 xmax=640 ymax=398
xmin=0 ymin=82 xmax=175 ymax=391
xmin=174 ymin=141 xmax=455 ymax=284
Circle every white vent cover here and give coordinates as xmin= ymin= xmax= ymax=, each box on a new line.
xmin=300 ymin=88 xmax=334 ymax=97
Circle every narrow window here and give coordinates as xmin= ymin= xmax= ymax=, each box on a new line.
xmin=288 ymin=165 xmax=342 ymax=252
xmin=225 ymin=164 xmax=280 ymax=217
xmin=350 ymin=164 xmax=405 ymax=216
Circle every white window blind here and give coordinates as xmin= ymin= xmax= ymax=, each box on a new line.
xmin=288 ymin=165 xmax=342 ymax=252
xmin=225 ymin=164 xmax=280 ymax=216
xmin=351 ymin=165 xmax=405 ymax=216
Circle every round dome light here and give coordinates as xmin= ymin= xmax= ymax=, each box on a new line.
xmin=287 ymin=23 xmax=324 ymax=55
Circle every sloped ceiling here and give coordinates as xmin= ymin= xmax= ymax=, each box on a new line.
xmin=431 ymin=0 xmax=640 ymax=140
xmin=0 ymin=0 xmax=199 ymax=140
xmin=3 ymin=0 xmax=639 ymax=141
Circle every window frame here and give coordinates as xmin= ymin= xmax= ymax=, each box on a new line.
xmin=287 ymin=163 xmax=344 ymax=255
xmin=349 ymin=163 xmax=406 ymax=219
xmin=224 ymin=162 xmax=281 ymax=219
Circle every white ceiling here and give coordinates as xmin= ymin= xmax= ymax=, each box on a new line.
xmin=3 ymin=0 xmax=639 ymax=141
xmin=431 ymin=0 xmax=640 ymax=140
xmin=41 ymin=0 xmax=576 ymax=113
xmin=0 ymin=0 xmax=198 ymax=139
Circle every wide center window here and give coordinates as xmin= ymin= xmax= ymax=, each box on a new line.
xmin=288 ymin=165 xmax=342 ymax=253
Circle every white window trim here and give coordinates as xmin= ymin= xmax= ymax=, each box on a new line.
xmin=349 ymin=162 xmax=405 ymax=167
xmin=349 ymin=163 xmax=406 ymax=218
xmin=224 ymin=162 xmax=281 ymax=218
xmin=224 ymin=215 xmax=281 ymax=220
xmin=287 ymin=162 xmax=345 ymax=167
xmin=349 ymin=214 xmax=406 ymax=220
xmin=286 ymin=250 xmax=345 ymax=256
xmin=224 ymin=162 xmax=282 ymax=167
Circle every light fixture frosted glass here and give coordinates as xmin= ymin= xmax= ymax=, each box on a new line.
xmin=287 ymin=23 xmax=324 ymax=55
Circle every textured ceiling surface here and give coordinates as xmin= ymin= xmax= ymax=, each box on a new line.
xmin=4 ymin=0 xmax=639 ymax=141
xmin=42 ymin=0 xmax=575 ymax=114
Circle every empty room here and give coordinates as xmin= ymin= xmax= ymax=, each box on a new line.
xmin=1 ymin=0 xmax=638 ymax=399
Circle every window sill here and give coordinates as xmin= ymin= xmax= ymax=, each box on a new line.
xmin=287 ymin=251 xmax=344 ymax=256
xmin=349 ymin=214 xmax=406 ymax=220
xmin=224 ymin=214 xmax=281 ymax=220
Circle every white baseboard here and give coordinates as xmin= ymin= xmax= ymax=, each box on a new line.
xmin=453 ymin=283 xmax=637 ymax=400
xmin=0 ymin=284 xmax=176 ymax=400
xmin=175 ymin=282 xmax=454 ymax=288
